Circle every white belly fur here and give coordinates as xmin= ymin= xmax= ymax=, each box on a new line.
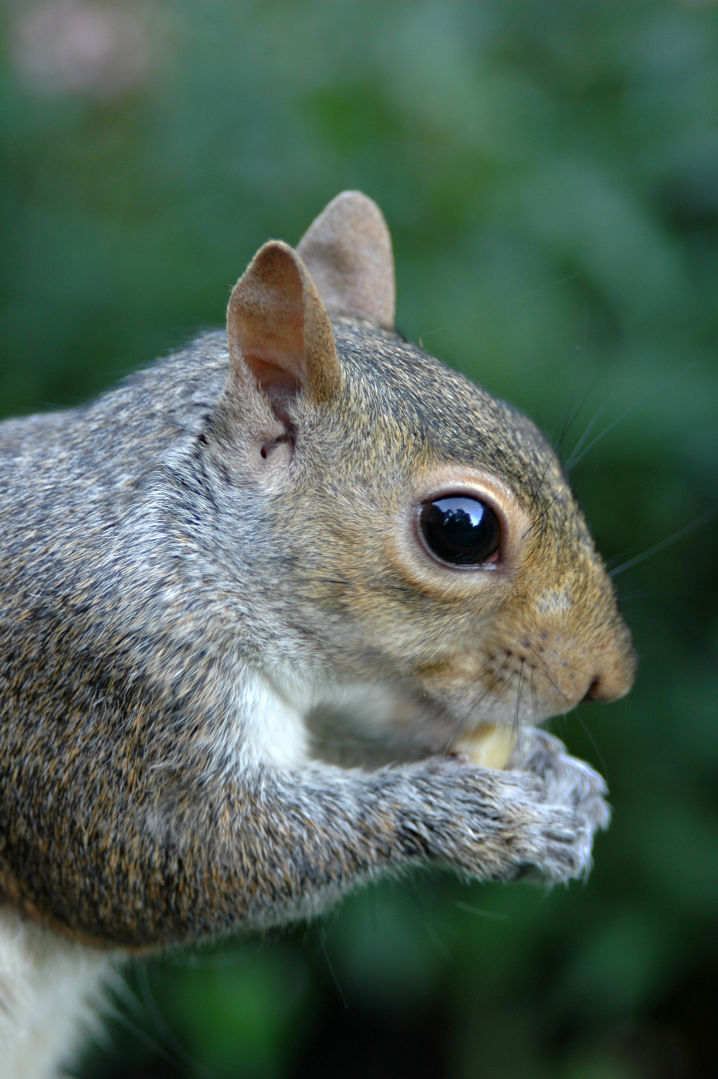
xmin=0 ymin=907 xmax=113 ymax=1079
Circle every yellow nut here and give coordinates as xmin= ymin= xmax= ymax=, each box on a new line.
xmin=453 ymin=724 xmax=517 ymax=770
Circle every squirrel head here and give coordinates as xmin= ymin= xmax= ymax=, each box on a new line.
xmin=218 ymin=192 xmax=635 ymax=749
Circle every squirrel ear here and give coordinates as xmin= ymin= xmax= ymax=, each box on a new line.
xmin=296 ymin=191 xmax=396 ymax=331
xmin=227 ymin=241 xmax=341 ymax=406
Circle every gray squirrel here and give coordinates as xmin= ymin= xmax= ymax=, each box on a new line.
xmin=0 ymin=192 xmax=634 ymax=1077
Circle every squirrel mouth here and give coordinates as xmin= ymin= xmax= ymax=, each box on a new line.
xmin=452 ymin=723 xmax=518 ymax=770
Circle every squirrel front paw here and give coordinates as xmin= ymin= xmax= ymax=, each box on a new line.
xmin=509 ymin=726 xmax=611 ymax=834
xmin=404 ymin=737 xmax=610 ymax=885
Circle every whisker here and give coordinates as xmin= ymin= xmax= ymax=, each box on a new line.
xmin=440 ymin=662 xmax=512 ymax=756
xmin=522 ymin=486 xmax=563 ymax=542
xmin=422 ymin=919 xmax=456 ymax=963
xmin=513 ymin=659 xmax=525 ymax=739
xmin=453 ymin=899 xmax=510 ymax=921
xmin=535 ymin=660 xmax=576 ymax=707
xmin=453 ymin=656 xmax=514 ymax=741
xmin=316 ymin=924 xmax=349 ymax=1010
xmin=530 ymin=375 xmax=596 ymax=478
xmin=564 ymin=403 xmax=609 ymax=472
xmin=440 ymin=652 xmax=516 ymax=757
xmin=531 ymin=642 xmax=595 ymax=698
xmin=575 ymin=709 xmax=608 ymax=778
xmin=528 ymin=666 xmax=539 ymax=729
xmin=610 ymin=507 xmax=715 ymax=577
xmin=566 ymin=360 xmax=700 ymax=472
xmin=102 ymin=967 xmax=195 ymax=1075
xmin=136 ymin=963 xmax=211 ymax=1077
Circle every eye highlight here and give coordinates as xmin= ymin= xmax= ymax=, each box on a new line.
xmin=418 ymin=495 xmax=502 ymax=568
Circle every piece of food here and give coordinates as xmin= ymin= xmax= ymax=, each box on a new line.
xmin=453 ymin=724 xmax=518 ymax=770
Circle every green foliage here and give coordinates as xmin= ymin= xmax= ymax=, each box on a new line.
xmin=2 ymin=1 xmax=716 ymax=1076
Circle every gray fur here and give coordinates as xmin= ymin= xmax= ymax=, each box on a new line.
xmin=0 ymin=195 xmax=633 ymax=964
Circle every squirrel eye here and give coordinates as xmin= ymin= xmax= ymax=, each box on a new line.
xmin=418 ymin=495 xmax=502 ymax=567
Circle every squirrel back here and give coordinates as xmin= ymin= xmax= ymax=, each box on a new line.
xmin=0 ymin=192 xmax=634 ymax=1077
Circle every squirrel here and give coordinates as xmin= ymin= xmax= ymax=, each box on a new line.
xmin=0 ymin=191 xmax=635 ymax=1078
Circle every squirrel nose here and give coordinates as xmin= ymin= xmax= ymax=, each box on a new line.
xmin=581 ymin=648 xmax=636 ymax=704
xmin=581 ymin=678 xmax=608 ymax=704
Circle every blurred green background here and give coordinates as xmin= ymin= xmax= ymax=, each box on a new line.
xmin=2 ymin=1 xmax=717 ymax=1076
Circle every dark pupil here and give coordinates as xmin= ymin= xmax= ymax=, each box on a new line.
xmin=419 ymin=496 xmax=500 ymax=566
